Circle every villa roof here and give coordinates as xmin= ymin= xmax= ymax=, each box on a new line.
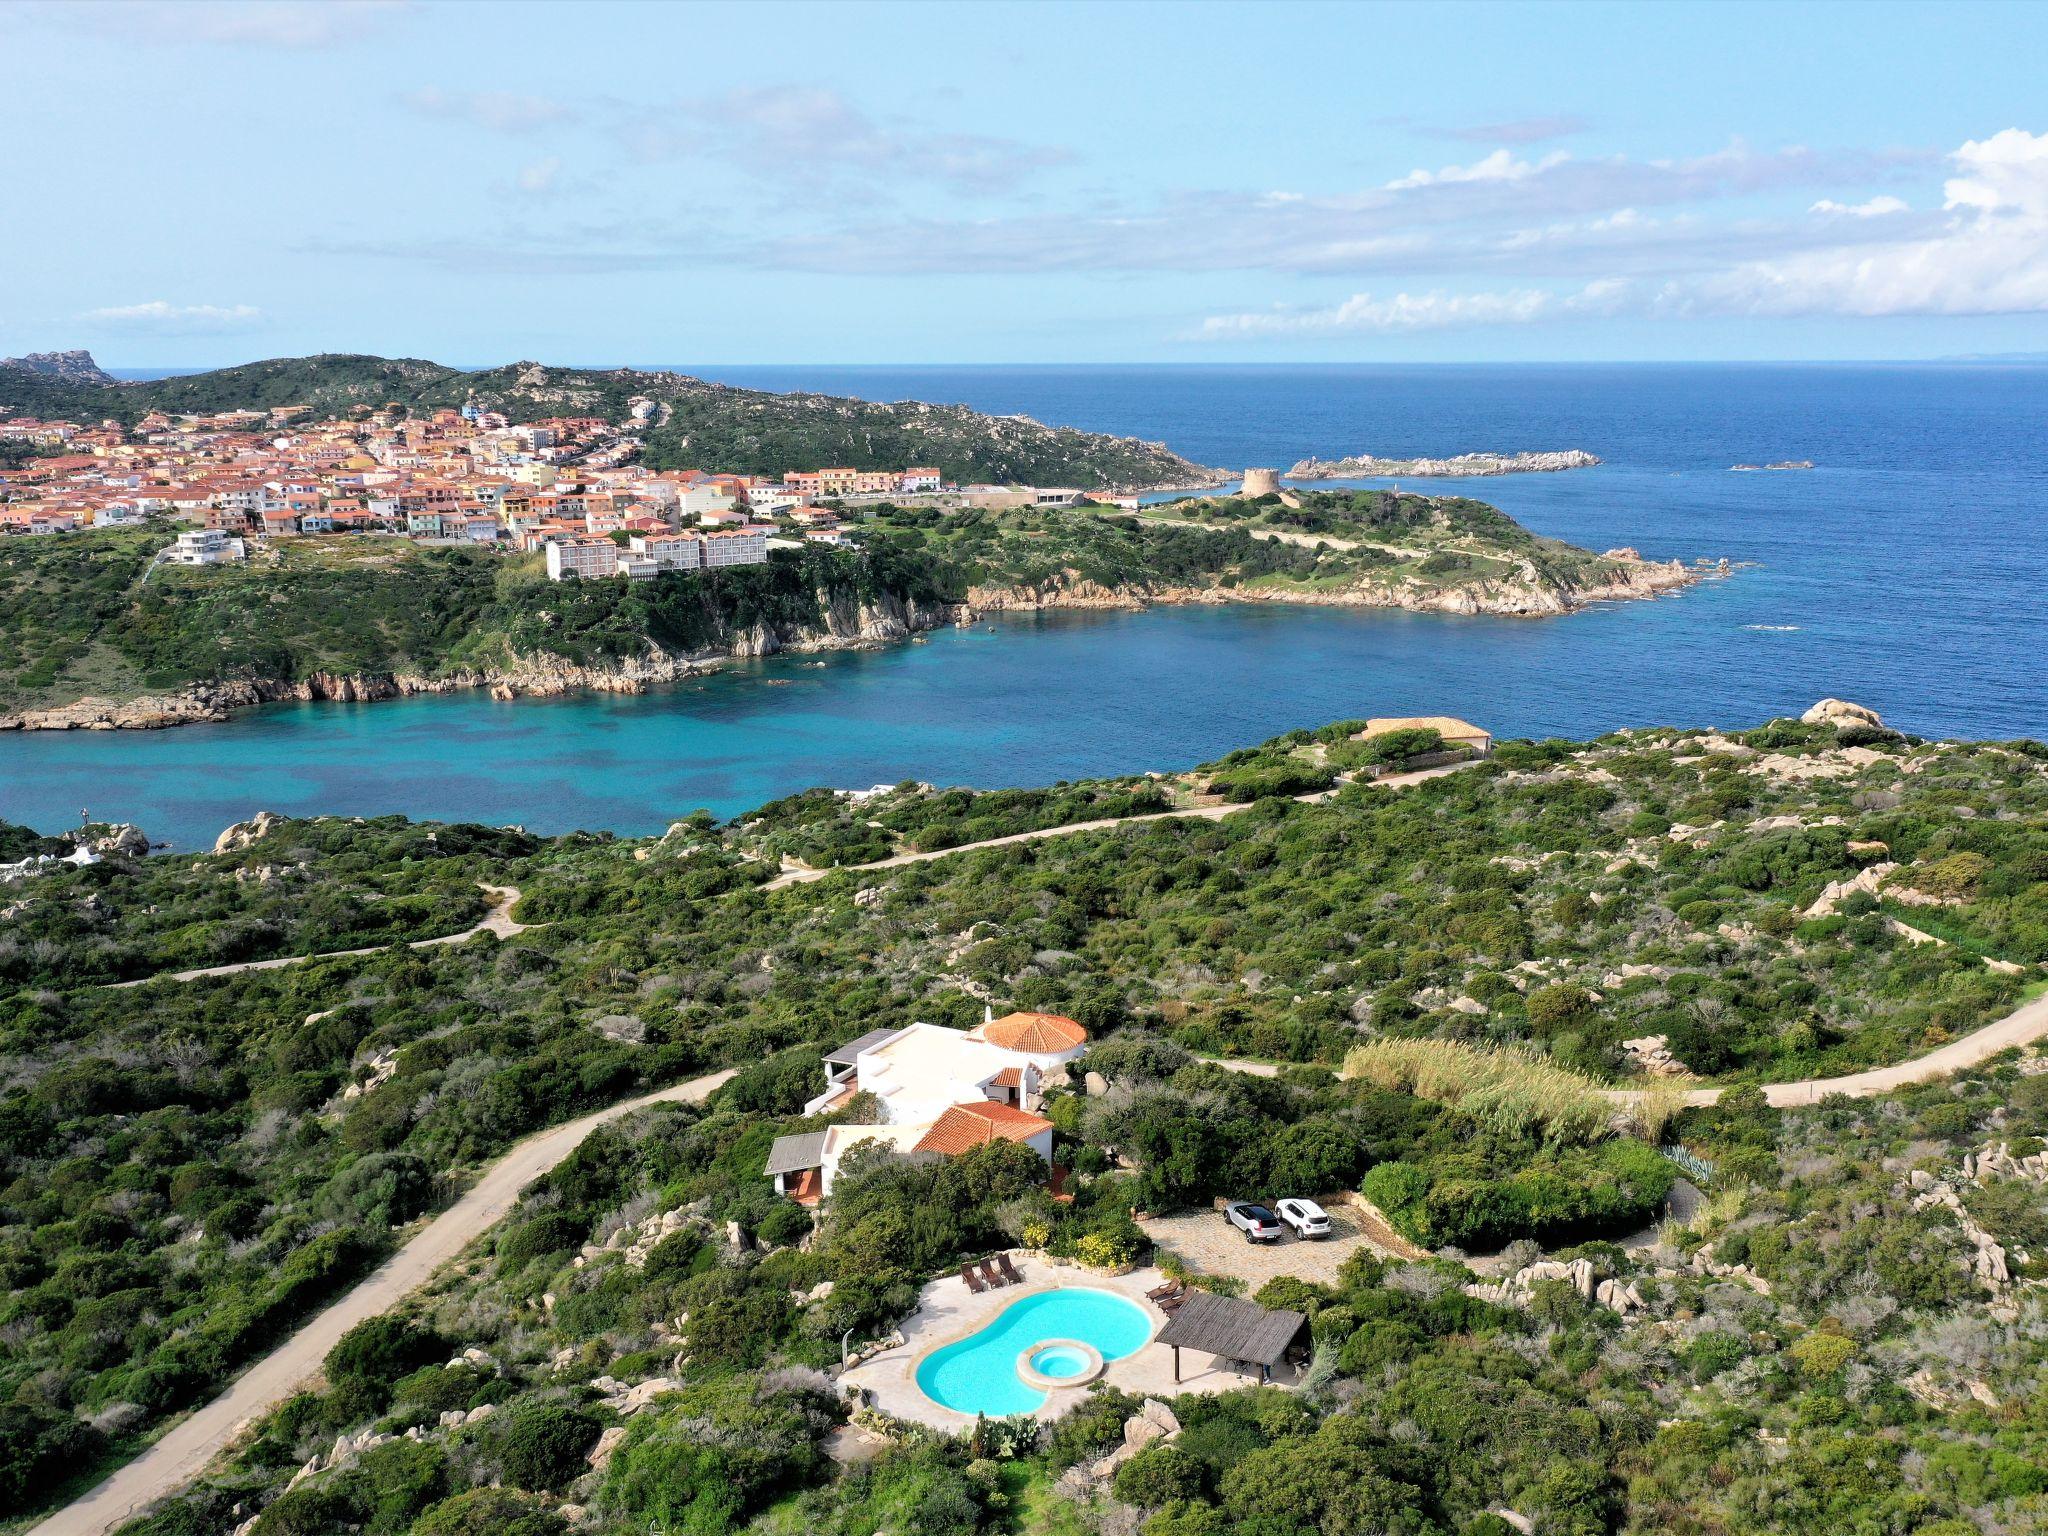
xmin=980 ymin=1011 xmax=1087 ymax=1053
xmin=1154 ymin=1291 xmax=1308 ymax=1368
xmin=1361 ymin=716 xmax=1491 ymax=742
xmin=764 ymin=1131 xmax=829 ymax=1176
xmin=824 ymin=1027 xmax=903 ymax=1066
xmin=912 ymin=1101 xmax=1053 ymax=1156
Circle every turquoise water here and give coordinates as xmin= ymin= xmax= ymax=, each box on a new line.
xmin=915 ymin=1288 xmax=1153 ymax=1417
xmin=1029 ymin=1343 xmax=1094 ymax=1380
xmin=2 ymin=365 xmax=2042 ymax=845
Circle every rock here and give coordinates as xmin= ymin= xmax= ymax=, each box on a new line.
xmin=1 ymin=349 xmax=116 ymax=384
xmin=588 ymin=1425 xmax=629 ymax=1472
xmin=1138 ymin=1399 xmax=1181 ymax=1436
xmin=1622 ymin=1036 xmax=1690 ymax=1077
xmin=1801 ymin=698 xmax=1884 ymax=730
xmin=214 ymin=810 xmax=287 ymax=854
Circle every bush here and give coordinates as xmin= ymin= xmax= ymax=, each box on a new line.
xmin=410 ymin=1488 xmax=567 ymax=1536
xmin=492 ymin=1400 xmax=602 ymax=1493
xmin=0 ymin=1402 xmax=103 ymax=1511
xmin=325 ymin=1316 xmax=443 ymax=1393
xmin=1112 ymin=1443 xmax=1207 ymax=1506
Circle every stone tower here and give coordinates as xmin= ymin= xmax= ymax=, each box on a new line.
xmin=1241 ymin=467 xmax=1282 ymax=498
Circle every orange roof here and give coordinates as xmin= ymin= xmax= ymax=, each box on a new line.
xmin=981 ymin=1011 xmax=1087 ymax=1053
xmin=912 ymin=1101 xmax=1053 ymax=1156
xmin=990 ymin=1066 xmax=1024 ymax=1088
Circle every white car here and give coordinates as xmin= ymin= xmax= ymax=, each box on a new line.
xmin=1275 ymin=1198 xmax=1331 ymax=1239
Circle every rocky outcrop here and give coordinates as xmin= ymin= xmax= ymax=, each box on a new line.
xmin=1 ymin=348 xmax=116 ymax=385
xmin=1288 ymin=449 xmax=1599 ymax=479
xmin=215 ymin=810 xmax=288 ymax=854
xmin=1802 ymin=698 xmax=1886 ymax=730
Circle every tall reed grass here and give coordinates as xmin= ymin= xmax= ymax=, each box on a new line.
xmin=1341 ymin=1037 xmax=1614 ymax=1145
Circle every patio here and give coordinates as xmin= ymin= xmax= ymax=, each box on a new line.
xmin=840 ymin=1254 xmax=1301 ymax=1431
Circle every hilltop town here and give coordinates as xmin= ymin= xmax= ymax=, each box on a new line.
xmin=0 ymin=389 xmax=1107 ymax=575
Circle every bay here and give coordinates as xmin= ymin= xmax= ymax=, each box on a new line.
xmin=3 ymin=363 xmax=2042 ymax=847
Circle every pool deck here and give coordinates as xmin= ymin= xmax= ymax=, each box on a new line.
xmin=842 ymin=1253 xmax=1298 ymax=1431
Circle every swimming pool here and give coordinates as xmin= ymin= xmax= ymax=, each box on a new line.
xmin=915 ymin=1288 xmax=1155 ymax=1417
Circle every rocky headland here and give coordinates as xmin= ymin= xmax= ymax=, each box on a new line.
xmin=1287 ymin=449 xmax=1600 ymax=479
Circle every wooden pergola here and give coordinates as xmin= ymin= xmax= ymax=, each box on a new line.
xmin=1154 ymin=1291 xmax=1308 ymax=1384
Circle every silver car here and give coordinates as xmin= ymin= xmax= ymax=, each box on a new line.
xmin=1225 ymin=1202 xmax=1284 ymax=1242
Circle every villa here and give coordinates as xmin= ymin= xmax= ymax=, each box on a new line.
xmin=764 ymin=1011 xmax=1088 ymax=1203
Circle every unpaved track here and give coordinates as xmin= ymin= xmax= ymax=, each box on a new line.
xmin=106 ymin=884 xmax=529 ymax=989
xmin=1199 ymin=994 xmax=2048 ymax=1112
xmin=762 ymin=762 xmax=1471 ymax=891
xmin=27 ymin=1066 xmax=735 ymax=1536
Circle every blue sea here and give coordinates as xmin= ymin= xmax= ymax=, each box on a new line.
xmin=6 ymin=364 xmax=2043 ymax=848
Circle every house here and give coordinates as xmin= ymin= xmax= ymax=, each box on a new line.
xmin=1357 ymin=716 xmax=1493 ymax=757
xmin=763 ymin=1011 xmax=1088 ymax=1202
xmin=164 ymin=527 xmax=246 ymax=565
xmin=900 ymin=468 xmax=943 ymax=493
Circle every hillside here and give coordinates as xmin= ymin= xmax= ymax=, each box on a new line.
xmin=0 ymin=352 xmax=1218 ymax=489
xmin=0 ymin=493 xmax=1708 ymax=728
xmin=3 ymin=712 xmax=2047 ymax=1536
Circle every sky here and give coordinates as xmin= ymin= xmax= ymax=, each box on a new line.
xmin=4 ymin=0 xmax=2048 ymax=366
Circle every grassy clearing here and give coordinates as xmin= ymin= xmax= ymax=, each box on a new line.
xmin=1341 ymin=1037 xmax=1615 ymax=1145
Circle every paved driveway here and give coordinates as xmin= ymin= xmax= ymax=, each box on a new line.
xmin=1141 ymin=1200 xmax=1414 ymax=1288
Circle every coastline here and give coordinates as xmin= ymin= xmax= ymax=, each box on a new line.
xmin=0 ymin=555 xmax=1719 ymax=733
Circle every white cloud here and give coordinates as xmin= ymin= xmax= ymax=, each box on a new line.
xmin=83 ymin=301 xmax=263 ymax=333
xmin=616 ymin=86 xmax=1071 ymax=194
xmin=1811 ymin=195 xmax=1909 ymax=217
xmin=402 ymin=88 xmax=575 ymax=133
xmin=515 ymin=156 xmax=564 ymax=196
xmin=1386 ymin=149 xmax=1569 ymax=191
xmin=1192 ymin=128 xmax=2048 ymax=338
xmin=1199 ymin=281 xmax=1629 ymax=338
xmin=1692 ymin=129 xmax=2048 ymax=318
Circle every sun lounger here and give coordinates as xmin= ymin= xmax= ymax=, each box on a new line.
xmin=1145 ymin=1279 xmax=1179 ymax=1302
xmin=998 ymin=1253 xmax=1025 ymax=1286
xmin=978 ymin=1258 xmax=1007 ymax=1289
xmin=962 ymin=1264 xmax=987 ymax=1294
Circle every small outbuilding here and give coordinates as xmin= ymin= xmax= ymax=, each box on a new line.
xmin=1154 ymin=1291 xmax=1309 ymax=1384
xmin=1359 ymin=715 xmax=1493 ymax=757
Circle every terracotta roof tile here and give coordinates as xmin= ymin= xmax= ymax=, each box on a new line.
xmin=912 ymin=1101 xmax=1053 ymax=1156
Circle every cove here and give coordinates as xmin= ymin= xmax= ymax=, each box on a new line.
xmin=0 ymin=569 xmax=2016 ymax=850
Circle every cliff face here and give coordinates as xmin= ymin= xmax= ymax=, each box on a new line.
xmin=0 ymin=593 xmax=966 ymax=730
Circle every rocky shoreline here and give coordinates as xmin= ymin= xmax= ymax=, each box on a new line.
xmin=0 ymin=557 xmax=1718 ymax=731
xmin=1288 ymin=449 xmax=1600 ymax=479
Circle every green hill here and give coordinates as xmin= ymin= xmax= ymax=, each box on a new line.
xmin=0 ymin=351 xmax=1217 ymax=489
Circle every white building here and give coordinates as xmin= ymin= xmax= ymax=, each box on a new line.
xmin=627 ymin=532 xmax=703 ymax=569
xmin=701 ymin=525 xmax=770 ymax=567
xmin=763 ymin=1011 xmax=1088 ymax=1202
xmin=678 ymin=486 xmax=737 ymax=518
xmin=164 ymin=527 xmax=246 ymax=565
xmin=544 ymin=536 xmax=620 ymax=580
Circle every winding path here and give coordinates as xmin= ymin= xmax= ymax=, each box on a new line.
xmin=1199 ymin=988 xmax=2048 ymax=1111
xmin=761 ymin=762 xmax=1471 ymax=891
xmin=26 ymin=1066 xmax=736 ymax=1536
xmin=105 ymin=884 xmax=529 ymax=989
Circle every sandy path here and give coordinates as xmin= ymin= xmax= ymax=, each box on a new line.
xmin=761 ymin=763 xmax=1471 ymax=891
xmin=105 ymin=884 xmax=529 ymax=989
xmin=26 ymin=1066 xmax=735 ymax=1536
